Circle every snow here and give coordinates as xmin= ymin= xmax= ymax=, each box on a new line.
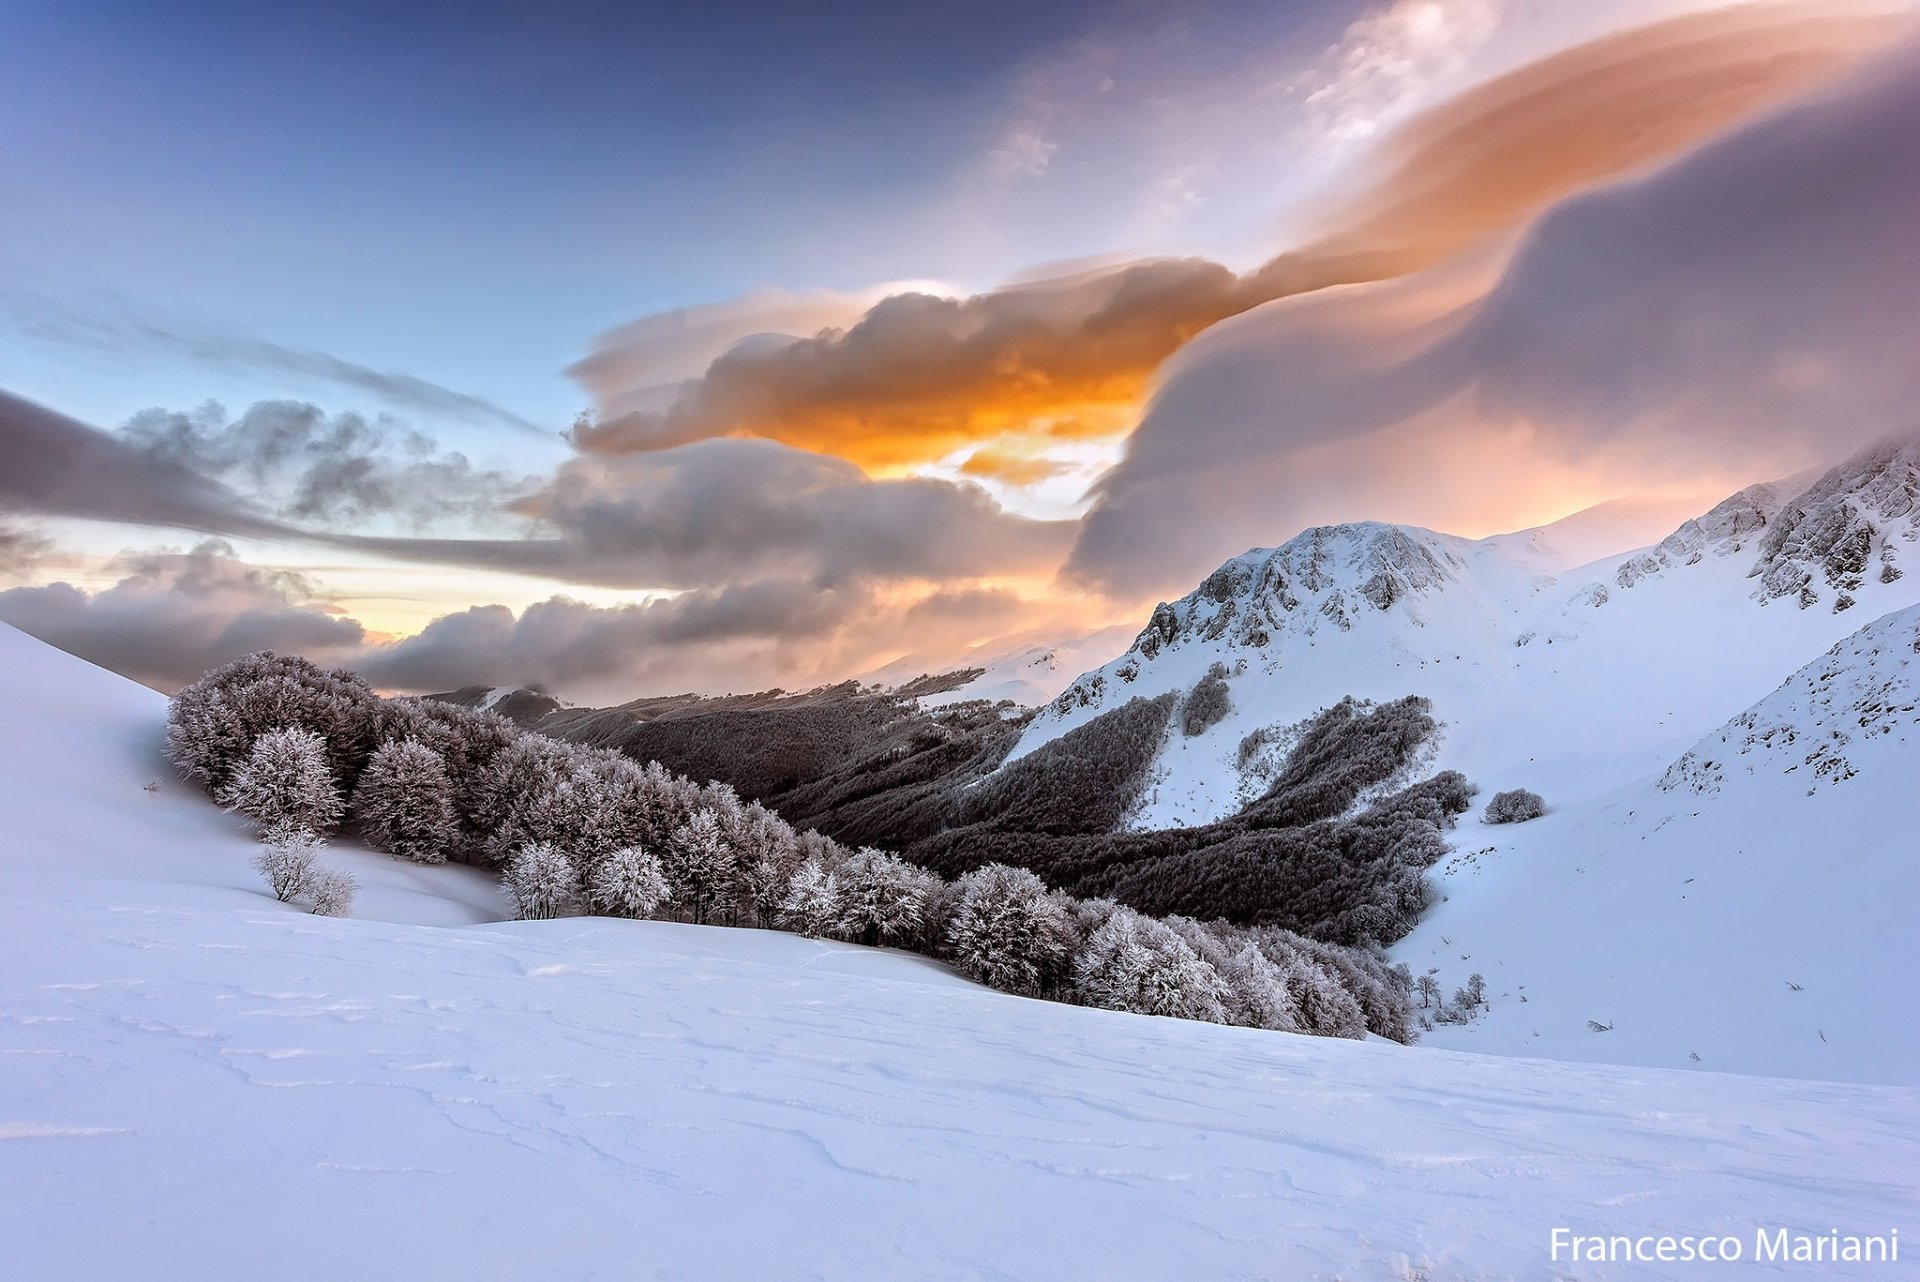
xmin=1005 ymin=443 xmax=1920 ymax=1084
xmin=865 ymin=623 xmax=1140 ymax=709
xmin=1401 ymin=604 xmax=1920 ymax=1084
xmin=4 ymin=621 xmax=1919 ymax=1279
xmin=1014 ymin=445 xmax=1919 ymax=831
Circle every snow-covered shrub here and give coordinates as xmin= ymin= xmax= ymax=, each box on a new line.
xmin=835 ymin=847 xmax=936 ymax=946
xmin=252 ymin=829 xmax=319 ymax=902
xmin=1484 ymin=788 xmax=1545 ymax=824
xmin=1073 ymin=908 xmax=1230 ymax=1022
xmin=351 ymin=739 xmax=458 ymax=863
xmin=780 ymin=857 xmax=843 ymax=938
xmin=1181 ymin=663 xmax=1231 ymax=737
xmin=222 ymin=726 xmax=343 ymax=838
xmin=586 ymin=846 xmax=671 ymax=919
xmin=946 ymin=864 xmax=1076 ymax=996
xmin=662 ymin=809 xmax=733 ymax=925
xmin=503 ymin=842 xmax=581 ymax=921
xmin=307 ymin=865 xmax=358 ymax=918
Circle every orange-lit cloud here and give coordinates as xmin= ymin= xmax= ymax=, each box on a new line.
xmin=572 ymin=3 xmax=1893 ymax=484
xmin=1295 ymin=2 xmax=1903 ymax=275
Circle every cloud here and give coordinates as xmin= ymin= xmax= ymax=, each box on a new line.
xmin=571 ymin=5 xmax=1884 ymax=484
xmin=1302 ymin=0 xmax=1506 ymax=149
xmin=0 ymin=390 xmax=294 ymax=540
xmin=0 ymin=532 xmax=1092 ymax=700
xmin=571 ymin=259 xmax=1274 ymax=472
xmin=344 ymin=575 xmax=1100 ymax=702
xmin=119 ymin=400 xmax=536 ymax=530
xmin=353 ymin=580 xmax=863 ymax=697
xmin=345 ymin=437 xmax=1076 ymax=590
xmin=569 ymin=285 xmax=938 ymax=421
xmin=0 ymin=541 xmax=366 ymax=690
xmin=0 ymin=522 xmax=54 ymax=578
xmin=1294 ymin=3 xmax=1902 ymax=274
xmin=0 ymin=288 xmax=546 ymax=437
xmin=988 ymin=123 xmax=1060 ymax=178
xmin=1069 ymin=35 xmax=1920 ymax=595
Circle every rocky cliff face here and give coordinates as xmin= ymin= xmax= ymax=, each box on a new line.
xmin=1748 ymin=434 xmax=1919 ymax=611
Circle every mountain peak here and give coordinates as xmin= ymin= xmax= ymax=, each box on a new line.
xmin=1132 ymin=522 xmax=1463 ymax=662
xmin=1749 ymin=431 xmax=1919 ymax=611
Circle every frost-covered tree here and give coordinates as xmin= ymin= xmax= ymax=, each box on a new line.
xmin=780 ymin=857 xmax=842 ymax=938
xmin=946 ymin=864 xmax=1076 ymax=997
xmin=1074 ymin=908 xmax=1231 ymax=1022
xmin=1454 ymin=972 xmax=1488 ymax=1011
xmin=351 ymin=739 xmax=458 ymax=863
xmin=1252 ymin=929 xmax=1368 ymax=1039
xmin=222 ymin=726 xmax=343 ymax=838
xmin=1181 ymin=663 xmax=1232 ymax=737
xmin=252 ymin=829 xmax=319 ymax=902
xmin=1484 ymin=788 xmax=1546 ymax=824
xmin=1416 ymin=972 xmax=1443 ymax=1010
xmin=661 ymin=809 xmax=733 ymax=925
xmin=835 ymin=848 xmax=935 ymax=947
xmin=165 ymin=688 xmax=249 ymax=791
xmin=1164 ymin=917 xmax=1305 ymax=1033
xmin=307 ymin=865 xmax=358 ymax=918
xmin=586 ymin=846 xmax=671 ymax=920
xmin=1219 ymin=942 xmax=1303 ymax=1033
xmin=503 ymin=842 xmax=581 ymax=921
xmin=725 ymin=800 xmax=803 ymax=928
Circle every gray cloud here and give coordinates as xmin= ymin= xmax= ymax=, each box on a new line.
xmin=0 ymin=390 xmax=295 ymax=540
xmin=120 ymin=400 xmax=537 ymax=530
xmin=0 ymin=536 xmax=966 ymax=700
xmin=1 ymin=288 xmax=548 ymax=437
xmin=0 ymin=540 xmax=366 ymax=690
xmin=1069 ymin=36 xmax=1920 ymax=595
xmin=354 ymin=579 xmax=865 ymax=697
xmin=344 ymin=437 xmax=1077 ymax=590
xmin=0 ymin=522 xmax=54 ymax=577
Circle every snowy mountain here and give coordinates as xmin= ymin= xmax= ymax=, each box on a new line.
xmin=861 ymin=622 xmax=1140 ymax=709
xmin=1400 ymin=603 xmax=1920 ymax=1083
xmin=3 ymin=619 xmax=1918 ymax=1279
xmin=1012 ymin=434 xmax=1920 ymax=830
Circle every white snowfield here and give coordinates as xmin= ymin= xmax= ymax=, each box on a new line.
xmin=4 ymin=624 xmax=1918 ymax=1279
xmin=1403 ymin=603 xmax=1920 ymax=1084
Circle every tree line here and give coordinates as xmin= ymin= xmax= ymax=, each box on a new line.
xmin=168 ymin=651 xmax=1417 ymax=1041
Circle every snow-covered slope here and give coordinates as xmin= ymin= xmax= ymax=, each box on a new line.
xmin=864 ymin=623 xmax=1139 ymax=709
xmin=1399 ymin=603 xmax=1920 ymax=1084
xmin=0 ymin=622 xmax=508 ymax=923
xmin=5 ymin=625 xmax=1919 ymax=1277
xmin=1014 ymin=435 xmax=1920 ymax=830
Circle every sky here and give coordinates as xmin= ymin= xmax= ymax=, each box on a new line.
xmin=2 ymin=0 xmax=1916 ymax=698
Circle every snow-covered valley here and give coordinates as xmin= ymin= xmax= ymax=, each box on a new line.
xmin=5 ymin=616 xmax=1918 ymax=1278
